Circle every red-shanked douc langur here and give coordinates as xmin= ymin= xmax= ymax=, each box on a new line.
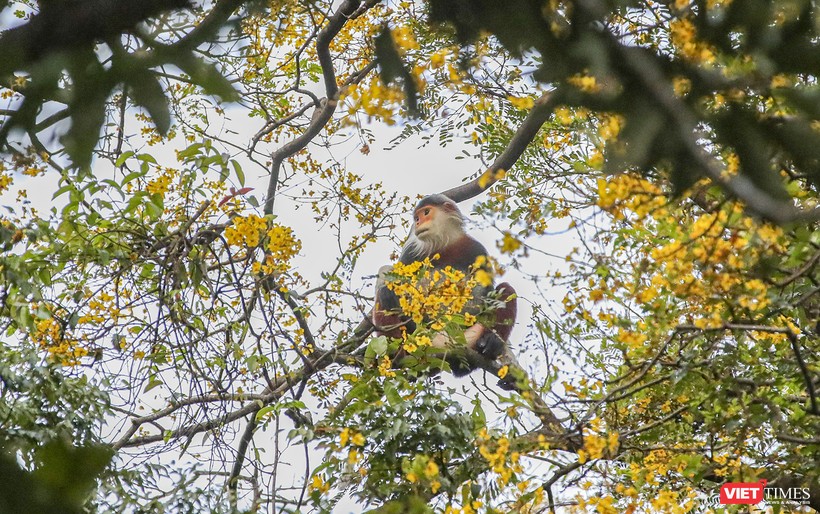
xmin=372 ymin=194 xmax=517 ymax=376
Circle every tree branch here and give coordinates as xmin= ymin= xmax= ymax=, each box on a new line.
xmin=263 ymin=0 xmax=379 ymax=215
xmin=441 ymin=91 xmax=558 ymax=203
xmin=601 ymin=26 xmax=820 ymax=223
xmin=170 ymin=0 xmax=245 ymax=51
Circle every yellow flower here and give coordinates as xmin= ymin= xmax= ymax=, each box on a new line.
xmin=310 ymin=474 xmax=330 ymax=493
xmin=508 ymin=95 xmax=535 ymax=109
xmin=478 ymin=170 xmax=493 ymax=188
xmin=589 ymin=289 xmax=604 ymax=302
xmin=636 ymin=286 xmax=657 ymax=303
xmin=475 ymin=269 xmax=493 ymax=287
xmin=568 ymin=73 xmax=600 ymax=92
xmin=392 ymin=26 xmax=419 ymax=53
xmin=0 ymin=173 xmax=13 ymax=192
xmin=499 ymin=232 xmax=522 ymax=254
xmin=617 ymin=329 xmax=647 ymax=349
xmin=669 ymin=18 xmax=716 ymax=63
xmin=430 ymin=50 xmax=447 ymax=69
xmin=378 ymin=355 xmax=396 ymax=377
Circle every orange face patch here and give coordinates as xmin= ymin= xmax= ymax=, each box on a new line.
xmin=414 ymin=206 xmax=435 ymax=232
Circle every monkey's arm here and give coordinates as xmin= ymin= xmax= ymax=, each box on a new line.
xmin=470 ymin=281 xmax=517 ymax=358
xmin=371 ymin=265 xmax=415 ymax=338
xmin=429 ymin=282 xmax=517 ymax=361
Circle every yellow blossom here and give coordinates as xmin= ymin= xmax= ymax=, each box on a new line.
xmin=499 ymin=232 xmax=522 ymax=254
xmin=568 ymin=73 xmax=600 ymax=92
xmin=508 ymin=95 xmax=535 ymax=109
xmin=669 ymin=18 xmax=716 ymax=63
xmin=430 ymin=49 xmax=447 ymax=69
xmin=498 ymin=365 xmax=509 ymax=379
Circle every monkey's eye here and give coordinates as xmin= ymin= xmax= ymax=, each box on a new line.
xmin=424 ymin=208 xmax=430 ymax=216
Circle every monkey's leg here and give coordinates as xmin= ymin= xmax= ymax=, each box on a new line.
xmin=429 ymin=325 xmax=481 ymax=349
xmin=372 ymin=265 xmax=415 ymax=338
xmin=430 ymin=324 xmax=498 ymax=352
xmin=430 ymin=324 xmax=503 ymax=360
xmin=468 ymin=326 xmax=506 ymax=360
xmin=469 ymin=282 xmax=517 ymax=359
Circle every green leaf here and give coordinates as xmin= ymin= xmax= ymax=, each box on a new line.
xmin=128 ymin=70 xmax=171 ymax=135
xmin=137 ymin=153 xmax=158 ymax=164
xmin=368 ymin=335 xmax=389 ymax=357
xmin=384 ymin=382 xmax=402 ymax=406
xmin=63 ymin=93 xmax=108 ymax=169
xmin=256 ymin=405 xmax=276 ymax=421
xmin=144 ymin=377 xmax=163 ymax=392
xmin=470 ymin=397 xmax=486 ymax=426
xmin=169 ymin=53 xmax=239 ymax=102
xmin=115 ymin=150 xmax=135 ymax=167
xmin=232 ymin=160 xmax=245 ymax=186
xmin=52 ymin=185 xmax=73 ymax=199
xmin=374 ymin=25 xmax=419 ymax=117
xmin=62 ymin=50 xmax=113 ymax=169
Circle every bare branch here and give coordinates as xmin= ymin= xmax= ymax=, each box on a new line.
xmin=171 ymin=0 xmax=245 ymax=51
xmin=441 ymin=92 xmax=557 ymax=203
xmin=787 ymin=330 xmax=819 ymax=415
xmin=263 ymin=0 xmax=380 ymax=214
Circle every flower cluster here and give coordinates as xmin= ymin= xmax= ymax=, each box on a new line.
xmin=264 ymin=224 xmax=302 ymax=271
xmin=78 ymin=291 xmax=122 ymax=324
xmin=145 ymin=168 xmax=177 ymax=197
xmin=0 ymin=171 xmax=12 ymax=193
xmin=568 ymin=73 xmax=601 ymax=92
xmin=344 ymin=77 xmax=409 ymax=125
xmin=577 ymin=426 xmax=619 ymax=464
xmin=403 ymin=454 xmax=442 ymax=495
xmin=385 ymin=258 xmax=477 ymax=328
xmin=31 ymin=317 xmax=88 ymax=366
xmin=225 ymin=214 xmax=268 ymax=247
xmin=477 ymin=429 xmax=522 ymax=486
xmin=669 ymin=19 xmax=716 ymax=63
xmin=597 ymin=172 xmax=666 ymax=220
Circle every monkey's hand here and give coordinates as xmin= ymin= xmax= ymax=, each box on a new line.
xmin=430 ymin=323 xmax=504 ymax=360
xmin=469 ymin=325 xmax=506 ymax=360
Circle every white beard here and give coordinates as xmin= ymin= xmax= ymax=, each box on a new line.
xmin=404 ymin=216 xmax=464 ymax=259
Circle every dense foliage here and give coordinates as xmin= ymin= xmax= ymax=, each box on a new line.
xmin=0 ymin=0 xmax=817 ymax=513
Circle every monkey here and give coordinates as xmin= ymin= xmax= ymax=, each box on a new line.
xmin=372 ymin=194 xmax=517 ymax=376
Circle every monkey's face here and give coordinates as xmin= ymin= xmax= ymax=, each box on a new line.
xmin=412 ymin=203 xmax=464 ymax=254
xmin=405 ymin=196 xmax=466 ymax=259
xmin=413 ymin=205 xmax=437 ymax=241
